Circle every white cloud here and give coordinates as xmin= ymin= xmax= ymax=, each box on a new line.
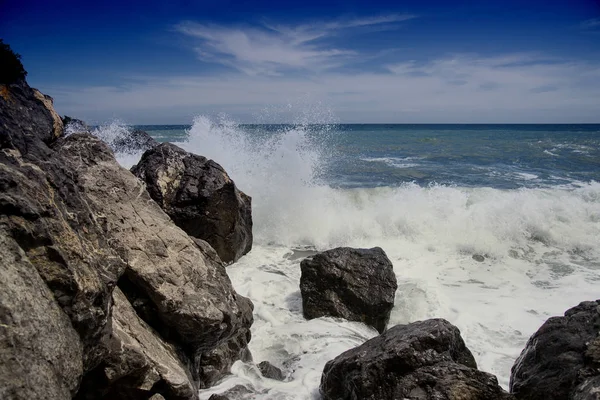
xmin=46 ymin=53 xmax=600 ymax=124
xmin=175 ymin=14 xmax=415 ymax=75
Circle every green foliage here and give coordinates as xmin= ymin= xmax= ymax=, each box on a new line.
xmin=0 ymin=39 xmax=27 ymax=84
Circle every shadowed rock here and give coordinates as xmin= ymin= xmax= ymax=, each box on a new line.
xmin=510 ymin=300 xmax=600 ymax=400
xmin=320 ymin=319 xmax=513 ymax=400
xmin=132 ymin=142 xmax=252 ymax=263
xmin=300 ymin=247 xmax=397 ymax=333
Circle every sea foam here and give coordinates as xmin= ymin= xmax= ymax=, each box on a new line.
xmin=105 ymin=118 xmax=600 ymax=398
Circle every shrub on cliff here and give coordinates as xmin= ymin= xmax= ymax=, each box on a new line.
xmin=0 ymin=39 xmax=27 ymax=84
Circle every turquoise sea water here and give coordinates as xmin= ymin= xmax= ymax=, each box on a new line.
xmin=136 ymin=124 xmax=600 ymax=189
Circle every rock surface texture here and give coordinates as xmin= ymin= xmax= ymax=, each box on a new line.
xmin=0 ymin=69 xmax=253 ymax=399
xmin=510 ymin=300 xmax=600 ymax=400
xmin=320 ymin=319 xmax=513 ymax=400
xmin=132 ymin=142 xmax=252 ymax=263
xmin=300 ymin=247 xmax=397 ymax=333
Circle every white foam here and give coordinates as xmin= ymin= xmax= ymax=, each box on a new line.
xmin=106 ymin=118 xmax=600 ymax=398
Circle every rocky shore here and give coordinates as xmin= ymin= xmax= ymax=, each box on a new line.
xmin=1 ymin=42 xmax=599 ymax=400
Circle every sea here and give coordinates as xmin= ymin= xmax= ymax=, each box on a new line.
xmin=94 ymin=118 xmax=600 ymax=399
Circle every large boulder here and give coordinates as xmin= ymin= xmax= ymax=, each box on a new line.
xmin=320 ymin=319 xmax=513 ymax=400
xmin=132 ymin=142 xmax=252 ymax=263
xmin=510 ymin=300 xmax=600 ymax=400
xmin=300 ymin=247 xmax=397 ymax=333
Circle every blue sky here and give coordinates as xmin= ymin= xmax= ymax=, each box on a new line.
xmin=2 ymin=0 xmax=599 ymax=123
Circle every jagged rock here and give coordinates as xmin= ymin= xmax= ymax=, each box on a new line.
xmin=197 ymin=295 xmax=254 ymax=388
xmin=510 ymin=300 xmax=600 ymax=400
xmin=258 ymin=361 xmax=284 ymax=381
xmin=76 ymin=288 xmax=197 ymax=400
xmin=57 ymin=133 xmax=253 ymax=359
xmin=132 ymin=142 xmax=252 ymax=263
xmin=1 ymin=81 xmax=126 ymax=374
xmin=300 ymin=247 xmax=397 ymax=333
xmin=0 ymin=231 xmax=83 ymax=400
xmin=320 ymin=319 xmax=513 ymax=400
xmin=1 ymin=79 xmax=63 ymax=151
xmin=1 ymin=71 xmax=253 ymax=398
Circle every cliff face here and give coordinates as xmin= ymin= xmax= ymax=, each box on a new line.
xmin=0 ymin=77 xmax=253 ymax=399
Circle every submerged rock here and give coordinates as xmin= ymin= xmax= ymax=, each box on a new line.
xmin=320 ymin=319 xmax=513 ymax=400
xmin=300 ymin=247 xmax=397 ymax=333
xmin=258 ymin=361 xmax=284 ymax=381
xmin=510 ymin=300 xmax=600 ymax=400
xmin=132 ymin=142 xmax=253 ymax=263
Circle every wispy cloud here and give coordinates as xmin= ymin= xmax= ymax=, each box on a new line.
xmin=175 ymin=14 xmax=415 ymax=75
xmin=47 ymin=53 xmax=600 ymax=124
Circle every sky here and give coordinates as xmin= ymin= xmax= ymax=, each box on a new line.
xmin=1 ymin=0 xmax=600 ymax=124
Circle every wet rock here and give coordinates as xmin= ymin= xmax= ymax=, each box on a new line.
xmin=510 ymin=300 xmax=600 ymax=400
xmin=320 ymin=319 xmax=513 ymax=400
xmin=258 ymin=361 xmax=284 ymax=381
xmin=197 ymin=295 xmax=254 ymax=388
xmin=300 ymin=247 xmax=397 ymax=333
xmin=208 ymin=385 xmax=255 ymax=400
xmin=473 ymin=254 xmax=485 ymax=262
xmin=132 ymin=142 xmax=252 ymax=263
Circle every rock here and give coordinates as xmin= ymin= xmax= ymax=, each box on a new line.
xmin=76 ymin=288 xmax=198 ymax=400
xmin=510 ymin=300 xmax=600 ymax=400
xmin=258 ymin=361 xmax=284 ymax=381
xmin=1 ymin=82 xmax=126 ymax=374
xmin=300 ymin=247 xmax=397 ymax=333
xmin=1 ymin=79 xmax=63 ymax=151
xmin=62 ymin=115 xmax=91 ymax=135
xmin=132 ymin=142 xmax=252 ymax=263
xmin=208 ymin=385 xmax=255 ymax=400
xmin=473 ymin=254 xmax=485 ymax=262
xmin=57 ymin=133 xmax=254 ymax=366
xmin=1 ymin=70 xmax=253 ymax=398
xmin=320 ymin=319 xmax=513 ymax=400
xmin=111 ymin=129 xmax=158 ymax=154
xmin=196 ymin=295 xmax=254 ymax=388
xmin=0 ymin=231 xmax=83 ymax=400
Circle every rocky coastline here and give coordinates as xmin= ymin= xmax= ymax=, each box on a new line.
xmin=1 ymin=43 xmax=599 ymax=400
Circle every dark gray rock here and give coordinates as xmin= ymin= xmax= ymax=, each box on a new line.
xmin=258 ymin=361 xmax=284 ymax=381
xmin=197 ymin=295 xmax=254 ymax=388
xmin=510 ymin=300 xmax=600 ymax=400
xmin=208 ymin=385 xmax=255 ymax=400
xmin=320 ymin=319 xmax=513 ymax=400
xmin=132 ymin=142 xmax=252 ymax=263
xmin=300 ymin=247 xmax=397 ymax=333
